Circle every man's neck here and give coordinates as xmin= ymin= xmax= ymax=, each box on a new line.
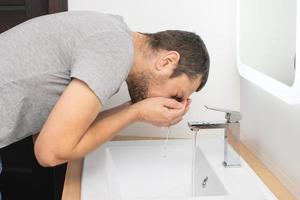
xmin=127 ymin=32 xmax=148 ymax=81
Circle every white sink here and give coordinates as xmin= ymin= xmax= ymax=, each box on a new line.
xmin=81 ymin=134 xmax=278 ymax=200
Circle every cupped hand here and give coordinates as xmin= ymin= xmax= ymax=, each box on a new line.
xmin=131 ymin=97 xmax=191 ymax=127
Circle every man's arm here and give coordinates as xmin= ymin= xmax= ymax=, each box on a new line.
xmin=34 ymin=78 xmax=187 ymax=167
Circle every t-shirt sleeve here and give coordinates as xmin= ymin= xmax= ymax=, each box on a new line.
xmin=70 ymin=31 xmax=133 ymax=105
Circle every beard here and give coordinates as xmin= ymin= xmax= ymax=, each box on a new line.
xmin=126 ymin=71 xmax=150 ymax=103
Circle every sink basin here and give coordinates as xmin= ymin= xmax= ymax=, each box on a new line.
xmin=81 ymin=134 xmax=278 ymax=200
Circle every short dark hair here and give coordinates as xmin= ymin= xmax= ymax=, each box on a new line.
xmin=143 ymin=30 xmax=210 ymax=91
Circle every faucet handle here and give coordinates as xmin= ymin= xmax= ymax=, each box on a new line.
xmin=204 ymin=105 xmax=242 ymax=122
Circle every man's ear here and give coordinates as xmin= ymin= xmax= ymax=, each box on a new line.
xmin=155 ymin=51 xmax=180 ymax=71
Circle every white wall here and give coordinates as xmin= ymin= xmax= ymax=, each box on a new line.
xmin=241 ymin=78 xmax=300 ymax=199
xmin=68 ymin=0 xmax=240 ymax=138
xmin=239 ymin=0 xmax=300 ymax=197
xmin=69 ymin=0 xmax=300 ymax=198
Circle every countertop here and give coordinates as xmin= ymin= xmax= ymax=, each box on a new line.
xmin=61 ymin=136 xmax=297 ymax=200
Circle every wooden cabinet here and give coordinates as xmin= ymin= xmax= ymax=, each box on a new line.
xmin=0 ymin=0 xmax=67 ymax=33
xmin=0 ymin=1 xmax=68 ymax=200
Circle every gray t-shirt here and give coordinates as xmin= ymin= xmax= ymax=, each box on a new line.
xmin=0 ymin=11 xmax=134 ymax=148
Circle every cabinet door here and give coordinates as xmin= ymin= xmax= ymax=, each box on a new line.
xmin=0 ymin=0 xmax=67 ymax=33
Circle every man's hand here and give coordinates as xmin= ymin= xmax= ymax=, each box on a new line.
xmin=131 ymin=97 xmax=191 ymax=127
xmin=34 ymin=78 xmax=191 ymax=167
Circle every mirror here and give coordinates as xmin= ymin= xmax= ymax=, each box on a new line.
xmin=239 ymin=0 xmax=297 ymax=86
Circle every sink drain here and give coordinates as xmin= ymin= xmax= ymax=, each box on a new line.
xmin=202 ymin=176 xmax=208 ymax=188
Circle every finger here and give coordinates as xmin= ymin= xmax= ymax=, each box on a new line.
xmin=186 ymin=99 xmax=192 ymax=107
xmin=166 ymin=109 xmax=185 ymax=123
xmin=166 ymin=106 xmax=188 ymax=126
xmin=163 ymin=98 xmax=184 ymax=109
xmin=180 ymin=99 xmax=191 ymax=115
xmin=183 ymin=104 xmax=191 ymax=115
xmin=170 ymin=116 xmax=183 ymax=126
xmin=181 ymin=99 xmax=188 ymax=106
xmin=180 ymin=100 xmax=188 ymax=113
xmin=167 ymin=103 xmax=185 ymax=114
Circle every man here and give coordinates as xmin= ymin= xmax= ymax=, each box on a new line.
xmin=0 ymin=11 xmax=209 ymax=170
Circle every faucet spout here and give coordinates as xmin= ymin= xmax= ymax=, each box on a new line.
xmin=188 ymin=106 xmax=242 ymax=168
xmin=188 ymin=120 xmax=226 ymax=130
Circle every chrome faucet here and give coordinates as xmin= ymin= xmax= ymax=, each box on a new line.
xmin=188 ymin=105 xmax=242 ymax=168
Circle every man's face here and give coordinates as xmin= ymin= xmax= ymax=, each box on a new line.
xmin=127 ymin=69 xmax=201 ymax=103
xmin=126 ymin=49 xmax=202 ymax=103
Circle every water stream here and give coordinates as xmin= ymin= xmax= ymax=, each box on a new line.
xmin=162 ymin=127 xmax=170 ymax=158
xmin=191 ymin=130 xmax=198 ymax=196
xmin=161 ymin=126 xmax=198 ymax=197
